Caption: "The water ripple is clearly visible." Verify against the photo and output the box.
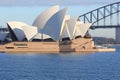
[0,46,120,80]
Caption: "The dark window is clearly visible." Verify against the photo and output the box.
[14,43,27,46]
[5,47,14,49]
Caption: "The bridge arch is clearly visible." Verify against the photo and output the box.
[78,2,120,29]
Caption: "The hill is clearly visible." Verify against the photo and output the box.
[93,37,119,45]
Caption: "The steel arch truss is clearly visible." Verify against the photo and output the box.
[78,2,120,29]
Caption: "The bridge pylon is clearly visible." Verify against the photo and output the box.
[116,27,120,43]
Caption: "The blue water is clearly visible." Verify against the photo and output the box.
[0,47,120,80]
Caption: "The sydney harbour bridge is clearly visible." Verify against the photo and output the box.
[78,2,120,41]
[0,2,120,41]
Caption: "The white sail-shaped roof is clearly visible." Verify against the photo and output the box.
[66,18,78,39]
[73,25,82,39]
[32,33,41,40]
[60,24,70,39]
[43,34,52,39]
[78,22,92,37]
[43,8,67,41]
[7,21,29,41]
[59,15,70,40]
[32,5,59,32]
[22,26,37,41]
[33,33,51,40]
[6,5,92,42]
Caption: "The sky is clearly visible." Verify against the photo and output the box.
[0,0,119,39]
[0,0,119,6]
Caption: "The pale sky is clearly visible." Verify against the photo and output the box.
[0,0,119,39]
[0,0,118,6]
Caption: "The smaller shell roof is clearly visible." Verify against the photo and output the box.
[7,21,28,41]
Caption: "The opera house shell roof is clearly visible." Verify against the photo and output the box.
[7,5,92,42]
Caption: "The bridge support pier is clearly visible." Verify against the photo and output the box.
[116,27,120,43]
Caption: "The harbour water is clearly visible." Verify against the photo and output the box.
[0,46,120,80]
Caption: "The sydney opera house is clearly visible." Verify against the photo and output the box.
[0,5,115,53]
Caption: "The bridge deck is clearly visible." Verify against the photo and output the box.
[91,25,120,29]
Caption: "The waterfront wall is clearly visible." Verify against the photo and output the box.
[1,38,95,53]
